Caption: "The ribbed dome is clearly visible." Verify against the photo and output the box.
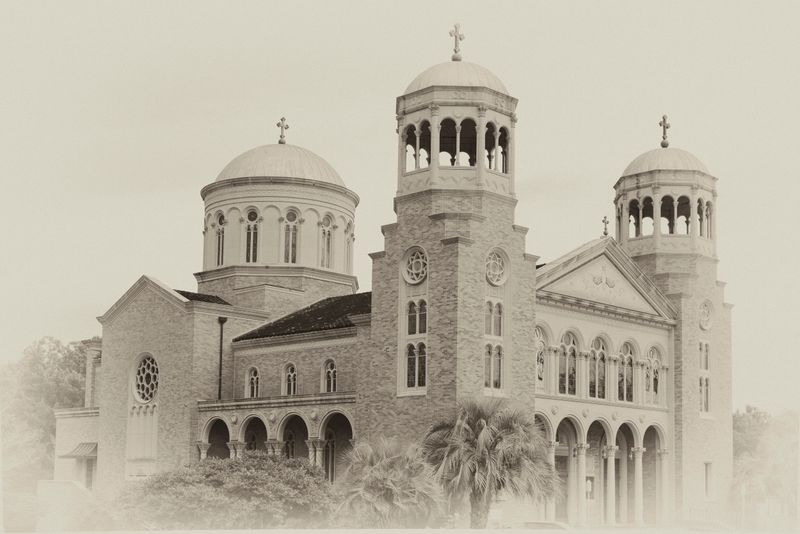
[216,144,344,186]
[622,147,710,177]
[404,61,508,95]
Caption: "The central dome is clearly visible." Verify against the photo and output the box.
[622,147,710,177]
[404,61,508,95]
[216,144,344,186]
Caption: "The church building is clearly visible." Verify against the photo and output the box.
[52,27,733,528]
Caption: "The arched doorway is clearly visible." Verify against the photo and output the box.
[242,416,268,452]
[643,425,663,525]
[615,423,637,524]
[554,417,582,525]
[585,420,612,526]
[281,414,308,459]
[207,419,230,459]
[320,412,353,483]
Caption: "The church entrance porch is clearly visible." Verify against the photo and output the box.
[242,416,268,451]
[206,419,231,459]
[319,411,353,483]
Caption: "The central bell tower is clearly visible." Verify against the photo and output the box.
[359,26,538,443]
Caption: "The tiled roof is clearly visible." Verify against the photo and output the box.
[174,290,230,305]
[59,442,97,458]
[234,292,372,342]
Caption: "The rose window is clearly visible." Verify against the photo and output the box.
[485,250,507,286]
[135,355,159,402]
[699,300,713,330]
[404,249,428,284]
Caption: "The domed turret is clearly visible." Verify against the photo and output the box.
[395,24,518,198]
[196,118,359,313]
[613,116,717,260]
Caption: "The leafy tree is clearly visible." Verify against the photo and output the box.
[422,397,558,528]
[111,452,341,529]
[1,336,87,531]
[337,438,443,527]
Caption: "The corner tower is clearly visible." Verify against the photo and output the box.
[613,117,733,523]
[196,121,359,318]
[360,26,538,442]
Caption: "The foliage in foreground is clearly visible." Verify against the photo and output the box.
[422,397,559,528]
[113,452,341,529]
[337,438,444,528]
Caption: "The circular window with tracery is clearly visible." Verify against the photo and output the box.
[403,248,428,285]
[485,250,507,286]
[699,300,713,330]
[135,355,159,403]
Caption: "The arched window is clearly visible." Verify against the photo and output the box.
[320,215,333,269]
[705,202,713,238]
[646,347,661,405]
[700,343,710,412]
[439,118,457,166]
[406,343,426,388]
[324,360,337,393]
[534,327,546,389]
[628,199,641,238]
[215,214,225,266]
[284,430,295,459]
[247,368,259,398]
[493,345,503,389]
[485,302,493,334]
[697,199,706,237]
[589,338,607,399]
[407,301,417,335]
[283,211,299,264]
[484,344,492,388]
[285,364,297,396]
[404,125,417,172]
[493,304,503,336]
[458,119,477,166]
[677,196,691,235]
[618,342,635,402]
[484,122,497,169]
[498,127,510,173]
[245,210,259,263]
[560,332,578,396]
[641,197,654,236]
[418,300,427,333]
[344,222,354,273]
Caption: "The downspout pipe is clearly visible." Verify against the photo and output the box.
[217,316,227,400]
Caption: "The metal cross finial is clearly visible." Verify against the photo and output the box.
[449,23,465,61]
[659,114,670,148]
[602,216,610,236]
[276,117,290,144]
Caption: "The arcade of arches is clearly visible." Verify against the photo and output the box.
[535,414,669,527]
[198,412,354,483]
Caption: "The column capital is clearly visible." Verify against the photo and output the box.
[575,443,589,454]
[632,446,646,456]
[547,440,558,450]
[478,104,487,117]
[196,441,211,460]
[429,104,440,116]
[605,445,619,454]
[226,440,244,459]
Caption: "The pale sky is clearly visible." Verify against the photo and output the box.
[2,1,798,414]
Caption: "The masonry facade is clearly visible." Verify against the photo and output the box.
[52,40,733,528]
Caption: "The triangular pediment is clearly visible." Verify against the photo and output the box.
[536,237,677,321]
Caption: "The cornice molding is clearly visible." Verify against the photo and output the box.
[193,264,358,290]
[198,392,357,412]
[55,407,99,419]
[233,326,358,349]
[200,176,360,206]
[536,290,675,330]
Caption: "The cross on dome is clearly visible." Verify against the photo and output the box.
[659,114,670,148]
[276,117,290,144]
[449,23,465,61]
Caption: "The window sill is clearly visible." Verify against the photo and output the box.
[397,388,427,398]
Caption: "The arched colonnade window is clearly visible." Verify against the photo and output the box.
[403,118,510,173]
[626,196,713,239]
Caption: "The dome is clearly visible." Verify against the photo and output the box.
[404,61,508,95]
[216,144,345,186]
[622,147,710,177]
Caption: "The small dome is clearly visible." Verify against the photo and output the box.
[404,61,508,95]
[622,147,710,177]
[216,144,344,186]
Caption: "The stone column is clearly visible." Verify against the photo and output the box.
[430,105,440,184]
[397,116,406,176]
[621,197,629,245]
[546,441,557,521]
[266,439,281,457]
[197,441,211,461]
[414,126,421,170]
[476,106,487,186]
[314,439,325,467]
[226,440,241,459]
[605,446,618,526]
[306,440,317,465]
[658,449,670,525]
[549,347,559,394]
[576,444,588,526]
[633,446,645,525]
[508,115,517,194]
[653,187,662,244]
[454,125,461,166]
[690,187,699,245]
[619,448,628,522]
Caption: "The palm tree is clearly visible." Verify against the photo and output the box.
[422,397,559,528]
[337,438,443,528]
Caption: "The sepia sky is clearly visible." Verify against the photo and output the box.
[2,0,798,414]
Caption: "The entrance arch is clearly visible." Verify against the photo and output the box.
[585,420,612,526]
[241,416,268,452]
[614,422,638,524]
[206,419,230,459]
[280,414,309,459]
[320,411,353,483]
[642,425,664,524]
[554,417,583,524]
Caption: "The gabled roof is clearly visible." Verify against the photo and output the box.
[174,289,230,305]
[234,292,372,342]
[536,237,677,323]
